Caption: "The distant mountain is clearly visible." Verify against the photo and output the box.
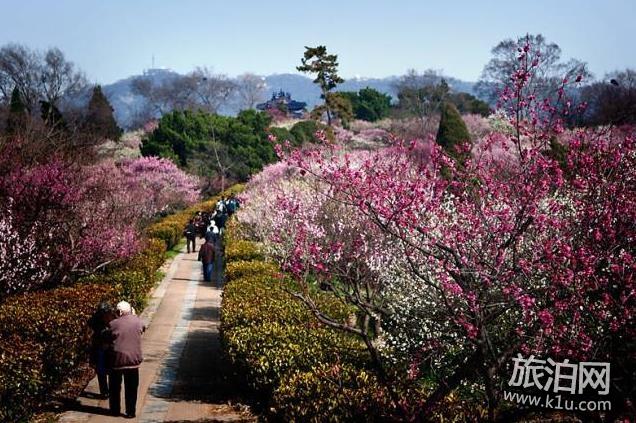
[102,68,182,129]
[102,69,476,129]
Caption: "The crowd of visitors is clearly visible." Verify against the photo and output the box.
[183,194,240,254]
[184,194,240,282]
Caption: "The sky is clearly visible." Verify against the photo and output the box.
[1,0,634,84]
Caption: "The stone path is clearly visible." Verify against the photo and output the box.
[59,240,254,423]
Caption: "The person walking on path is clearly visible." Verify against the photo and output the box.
[107,301,146,418]
[88,302,115,399]
[198,238,216,282]
[205,222,219,244]
[184,219,197,253]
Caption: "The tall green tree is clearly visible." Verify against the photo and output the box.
[6,86,27,134]
[436,102,470,161]
[297,45,345,126]
[341,87,392,122]
[141,109,275,181]
[85,85,121,141]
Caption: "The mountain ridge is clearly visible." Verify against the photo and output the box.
[102,69,477,128]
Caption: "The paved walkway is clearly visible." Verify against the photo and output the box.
[59,240,254,423]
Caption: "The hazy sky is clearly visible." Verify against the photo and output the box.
[1,0,634,84]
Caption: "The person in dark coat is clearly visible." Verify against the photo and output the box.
[205,223,219,244]
[198,238,216,282]
[88,302,115,398]
[184,219,197,253]
[106,301,146,418]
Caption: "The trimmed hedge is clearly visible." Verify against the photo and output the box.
[0,185,244,422]
[273,363,391,422]
[225,239,264,262]
[220,222,388,421]
[0,283,115,421]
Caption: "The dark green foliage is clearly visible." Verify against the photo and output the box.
[8,87,25,115]
[396,79,449,118]
[448,92,491,116]
[290,120,318,144]
[141,109,276,181]
[289,120,334,144]
[436,102,471,158]
[6,87,27,133]
[0,283,116,422]
[544,136,569,170]
[341,87,392,122]
[396,78,490,118]
[297,45,345,126]
[268,126,297,146]
[85,85,121,141]
[40,100,67,132]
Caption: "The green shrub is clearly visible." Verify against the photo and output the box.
[268,127,297,146]
[436,101,471,160]
[225,240,264,262]
[289,120,334,144]
[0,284,115,421]
[221,224,373,419]
[222,269,363,393]
[225,259,279,282]
[273,363,390,422]
[146,220,183,250]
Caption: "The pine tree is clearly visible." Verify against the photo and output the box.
[297,45,345,126]
[6,87,27,134]
[436,101,471,160]
[85,85,121,141]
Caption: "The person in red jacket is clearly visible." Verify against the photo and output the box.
[106,301,146,418]
[198,238,216,282]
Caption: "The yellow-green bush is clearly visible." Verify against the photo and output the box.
[225,259,279,282]
[146,220,184,250]
[0,283,115,422]
[273,363,391,422]
[225,239,264,262]
[220,227,383,421]
[222,270,363,391]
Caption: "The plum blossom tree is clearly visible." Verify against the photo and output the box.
[0,202,47,297]
[238,40,635,419]
[117,156,200,217]
[0,152,200,294]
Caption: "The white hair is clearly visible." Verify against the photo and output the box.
[116,301,133,316]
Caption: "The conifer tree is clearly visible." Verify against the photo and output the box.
[436,101,470,160]
[297,45,346,126]
[85,85,121,141]
[6,87,27,134]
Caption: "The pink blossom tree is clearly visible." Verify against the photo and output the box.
[239,40,635,419]
[0,153,200,294]
[0,202,48,297]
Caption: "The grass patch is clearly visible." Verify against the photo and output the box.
[166,238,186,259]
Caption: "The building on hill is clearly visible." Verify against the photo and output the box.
[256,90,307,118]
